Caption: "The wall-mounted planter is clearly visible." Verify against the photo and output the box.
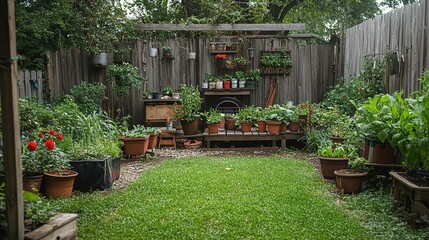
[92,52,109,67]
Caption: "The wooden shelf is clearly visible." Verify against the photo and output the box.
[210,50,237,54]
[202,89,252,96]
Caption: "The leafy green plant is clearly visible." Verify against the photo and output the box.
[69,82,106,115]
[265,104,289,122]
[235,71,246,81]
[260,52,292,67]
[317,144,355,158]
[236,105,258,125]
[349,157,369,172]
[19,98,53,136]
[202,108,222,124]
[205,72,218,83]
[107,63,144,96]
[321,57,385,114]
[123,125,149,138]
[162,85,174,95]
[235,56,250,65]
[246,69,261,81]
[173,84,202,121]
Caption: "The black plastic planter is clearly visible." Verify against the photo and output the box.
[70,157,114,192]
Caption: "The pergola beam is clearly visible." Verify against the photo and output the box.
[0,0,24,239]
[135,23,306,32]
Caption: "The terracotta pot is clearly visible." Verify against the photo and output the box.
[121,136,150,156]
[318,157,349,179]
[334,170,368,193]
[331,136,346,146]
[257,121,266,133]
[207,123,220,134]
[226,118,237,130]
[23,174,43,194]
[181,119,199,135]
[288,121,301,132]
[279,122,287,133]
[368,140,395,164]
[240,122,252,133]
[184,140,202,149]
[148,133,159,149]
[43,170,78,199]
[219,119,225,129]
[266,120,282,135]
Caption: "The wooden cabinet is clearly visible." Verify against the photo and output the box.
[143,99,181,123]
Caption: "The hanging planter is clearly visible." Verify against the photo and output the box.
[188,52,196,60]
[149,47,158,57]
[92,52,109,67]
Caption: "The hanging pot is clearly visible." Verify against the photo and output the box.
[188,52,196,60]
[149,48,158,57]
[92,53,108,67]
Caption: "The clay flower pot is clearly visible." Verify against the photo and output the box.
[257,121,266,133]
[318,157,349,179]
[207,123,220,134]
[334,169,368,193]
[240,122,252,133]
[266,120,282,135]
[43,170,78,199]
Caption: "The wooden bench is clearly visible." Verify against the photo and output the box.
[203,128,303,149]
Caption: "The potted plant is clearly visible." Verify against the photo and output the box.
[162,46,173,59]
[245,69,261,89]
[264,104,290,135]
[203,108,222,134]
[255,107,267,133]
[225,59,236,70]
[173,84,202,135]
[146,127,161,150]
[334,157,368,194]
[216,54,227,69]
[206,72,217,89]
[143,89,153,99]
[236,106,257,133]
[25,130,77,199]
[235,56,250,69]
[288,106,301,132]
[121,125,150,156]
[162,85,174,97]
[225,114,237,130]
[107,62,144,96]
[235,71,246,88]
[317,144,352,179]
[223,74,232,89]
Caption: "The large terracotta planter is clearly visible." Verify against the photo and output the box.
[368,139,395,164]
[240,122,252,133]
[257,121,266,133]
[288,121,301,132]
[43,170,78,199]
[226,118,237,130]
[207,123,220,134]
[121,135,150,156]
[266,120,281,135]
[318,157,349,179]
[181,119,199,135]
[334,169,368,193]
[23,174,43,194]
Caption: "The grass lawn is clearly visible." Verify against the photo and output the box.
[53,155,429,239]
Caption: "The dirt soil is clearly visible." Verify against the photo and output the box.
[111,148,321,191]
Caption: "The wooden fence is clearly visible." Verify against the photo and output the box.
[46,37,335,125]
[343,0,429,95]
[18,70,45,101]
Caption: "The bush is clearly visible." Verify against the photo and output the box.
[69,82,106,115]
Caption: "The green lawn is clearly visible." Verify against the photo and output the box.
[53,155,428,239]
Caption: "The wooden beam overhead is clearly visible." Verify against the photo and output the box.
[135,23,306,32]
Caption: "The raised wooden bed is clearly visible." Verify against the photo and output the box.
[24,213,78,240]
[203,128,303,149]
[390,172,429,226]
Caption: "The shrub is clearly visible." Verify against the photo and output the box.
[69,82,106,115]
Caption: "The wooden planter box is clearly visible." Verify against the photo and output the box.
[25,213,78,240]
[390,172,429,226]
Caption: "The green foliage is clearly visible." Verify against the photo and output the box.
[264,104,290,122]
[162,85,174,95]
[246,69,261,81]
[51,95,84,136]
[302,129,331,153]
[235,71,246,81]
[234,56,250,64]
[260,52,292,68]
[19,98,53,136]
[69,82,106,115]
[317,144,355,158]
[123,125,149,138]
[1,185,57,235]
[202,108,222,124]
[174,84,202,121]
[349,157,369,172]
[321,57,385,114]
[107,63,144,96]
[236,105,258,124]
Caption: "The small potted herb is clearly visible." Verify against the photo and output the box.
[202,108,222,134]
